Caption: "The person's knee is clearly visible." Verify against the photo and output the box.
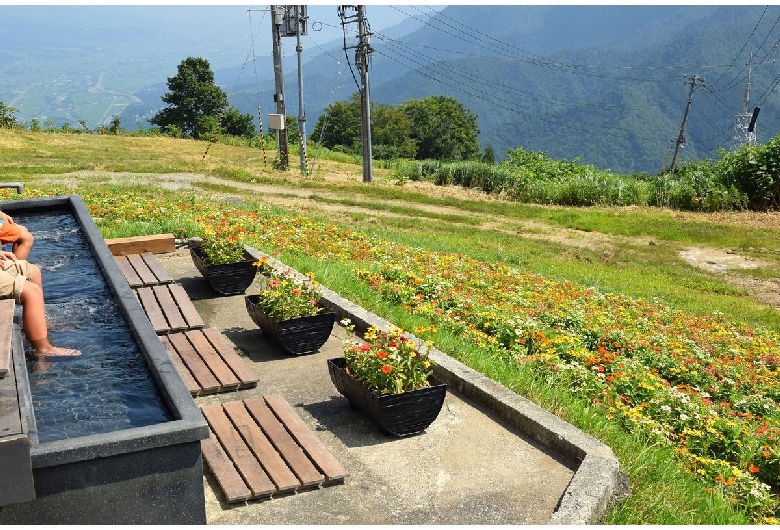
[28,263,41,284]
[19,280,42,303]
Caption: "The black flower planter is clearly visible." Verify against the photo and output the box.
[190,246,256,296]
[327,357,447,437]
[245,294,335,355]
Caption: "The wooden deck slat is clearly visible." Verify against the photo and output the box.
[159,335,201,396]
[135,287,169,333]
[202,328,259,388]
[168,283,205,329]
[244,397,324,487]
[201,433,252,503]
[140,252,174,284]
[264,394,349,483]
[222,401,300,492]
[201,404,277,498]
[167,333,220,394]
[184,330,240,390]
[0,299,14,378]
[114,255,143,288]
[152,285,188,332]
[127,253,158,286]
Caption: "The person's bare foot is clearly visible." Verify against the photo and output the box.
[34,346,81,358]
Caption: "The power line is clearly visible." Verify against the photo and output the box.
[708,5,768,89]
[375,32,677,111]
[396,5,693,83]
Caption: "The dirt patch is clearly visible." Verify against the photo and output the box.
[680,247,780,310]
[679,247,769,273]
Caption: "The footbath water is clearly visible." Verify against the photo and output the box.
[16,210,172,443]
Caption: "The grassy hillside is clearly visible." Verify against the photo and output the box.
[2,129,780,523]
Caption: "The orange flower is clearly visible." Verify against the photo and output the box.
[381,365,393,374]
[376,351,388,360]
[749,464,760,474]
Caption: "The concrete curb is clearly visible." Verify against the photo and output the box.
[246,247,630,524]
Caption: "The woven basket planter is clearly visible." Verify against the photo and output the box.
[327,357,447,437]
[245,294,335,355]
[190,247,256,296]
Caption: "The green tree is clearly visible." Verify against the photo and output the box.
[312,94,362,151]
[312,92,417,159]
[400,96,480,161]
[150,57,228,139]
[221,106,255,138]
[371,103,417,160]
[0,102,19,129]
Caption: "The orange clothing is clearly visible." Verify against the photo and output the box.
[0,215,22,244]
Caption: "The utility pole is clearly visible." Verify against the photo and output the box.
[294,6,308,174]
[271,5,288,169]
[339,5,373,183]
[669,74,705,176]
[731,51,758,151]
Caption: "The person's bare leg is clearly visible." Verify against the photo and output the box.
[19,282,80,358]
[27,262,42,289]
[12,228,33,260]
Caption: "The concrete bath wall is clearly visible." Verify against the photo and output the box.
[0,195,208,525]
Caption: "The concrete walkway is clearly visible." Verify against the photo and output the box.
[155,247,628,525]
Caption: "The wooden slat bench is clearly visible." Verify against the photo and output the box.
[201,396,347,503]
[115,252,174,288]
[133,283,205,334]
[0,298,35,506]
[160,329,258,395]
[0,299,14,378]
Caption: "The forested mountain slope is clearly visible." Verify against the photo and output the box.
[228,5,778,174]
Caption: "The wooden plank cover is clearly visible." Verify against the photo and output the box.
[167,332,220,394]
[152,285,188,332]
[127,253,158,286]
[222,401,300,492]
[244,397,324,487]
[159,335,200,395]
[201,404,276,497]
[184,330,240,390]
[135,287,168,333]
[140,252,174,284]
[201,397,347,503]
[202,328,258,388]
[264,394,349,483]
[201,432,252,503]
[168,284,205,329]
[114,255,143,288]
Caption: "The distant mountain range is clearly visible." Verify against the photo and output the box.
[3,5,779,174]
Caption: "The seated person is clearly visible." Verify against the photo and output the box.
[0,210,34,260]
[0,251,80,358]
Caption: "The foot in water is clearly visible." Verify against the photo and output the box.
[34,346,81,358]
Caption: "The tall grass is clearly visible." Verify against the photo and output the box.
[391,147,751,211]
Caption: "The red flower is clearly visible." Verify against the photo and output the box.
[359,344,371,352]
[749,464,760,474]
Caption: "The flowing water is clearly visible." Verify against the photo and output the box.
[16,210,172,443]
